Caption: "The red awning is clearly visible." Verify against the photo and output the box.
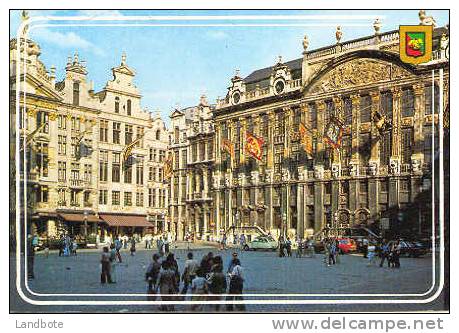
[59,213,101,223]
[99,214,152,228]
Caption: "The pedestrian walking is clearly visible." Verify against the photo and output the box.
[207,256,227,311]
[191,268,208,311]
[109,243,117,283]
[130,237,136,256]
[328,239,337,265]
[165,253,180,292]
[181,252,199,295]
[286,237,292,257]
[226,258,245,311]
[146,253,161,294]
[114,237,123,263]
[156,260,177,311]
[71,238,78,256]
[362,238,369,258]
[200,252,214,276]
[227,252,239,274]
[379,239,391,268]
[100,246,113,284]
[279,236,285,257]
[367,244,377,266]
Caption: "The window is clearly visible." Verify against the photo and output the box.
[37,185,48,203]
[181,149,187,168]
[112,152,120,182]
[84,164,92,184]
[124,192,132,206]
[136,191,144,206]
[70,190,79,206]
[57,114,67,129]
[99,150,108,182]
[308,103,317,129]
[36,111,49,134]
[57,189,66,205]
[423,124,439,165]
[136,157,144,185]
[379,131,392,166]
[99,120,109,142]
[58,161,66,181]
[115,97,120,113]
[113,122,121,144]
[127,99,132,115]
[71,116,81,132]
[156,129,161,140]
[99,190,108,205]
[159,150,165,162]
[73,82,80,106]
[401,127,413,164]
[125,125,133,144]
[400,179,410,192]
[341,135,351,167]
[360,95,372,122]
[112,191,120,205]
[149,148,153,161]
[174,127,180,143]
[84,191,91,206]
[136,126,144,148]
[149,167,154,181]
[401,88,414,117]
[380,179,389,192]
[36,142,49,177]
[359,181,368,193]
[58,135,67,155]
[325,182,332,195]
[359,133,371,165]
[380,91,393,118]
[158,168,163,182]
[70,136,78,157]
[124,162,132,183]
[148,188,155,207]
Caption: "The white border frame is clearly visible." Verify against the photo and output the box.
[14,13,445,306]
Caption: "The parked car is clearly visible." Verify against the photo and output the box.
[337,238,357,254]
[389,240,430,258]
[243,236,278,251]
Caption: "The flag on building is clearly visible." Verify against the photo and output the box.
[373,110,392,136]
[299,122,314,156]
[245,132,264,161]
[221,138,235,160]
[163,154,173,180]
[122,134,144,164]
[323,117,344,149]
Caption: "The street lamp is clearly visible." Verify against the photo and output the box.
[83,209,88,240]
[282,212,287,238]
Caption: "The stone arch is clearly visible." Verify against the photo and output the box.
[303,49,418,96]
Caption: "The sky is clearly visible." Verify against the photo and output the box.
[10,10,449,126]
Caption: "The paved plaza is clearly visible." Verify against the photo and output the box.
[10,244,446,313]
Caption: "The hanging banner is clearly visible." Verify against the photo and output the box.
[163,154,174,180]
[323,117,344,149]
[221,138,235,160]
[299,122,314,157]
[245,132,264,161]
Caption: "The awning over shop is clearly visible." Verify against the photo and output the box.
[58,213,101,223]
[99,214,152,228]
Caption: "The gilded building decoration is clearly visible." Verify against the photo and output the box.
[309,59,412,94]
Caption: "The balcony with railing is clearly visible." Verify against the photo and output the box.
[69,179,84,188]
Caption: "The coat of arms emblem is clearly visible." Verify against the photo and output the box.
[399,25,433,65]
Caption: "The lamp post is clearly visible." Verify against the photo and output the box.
[282,212,287,238]
[83,209,88,240]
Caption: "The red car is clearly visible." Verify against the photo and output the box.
[337,238,357,254]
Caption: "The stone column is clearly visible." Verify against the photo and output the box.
[267,111,275,169]
[369,90,381,169]
[412,83,425,168]
[239,117,247,165]
[350,94,361,167]
[297,183,305,238]
[331,96,343,166]
[315,100,326,166]
[314,182,324,232]
[391,87,402,160]
[203,168,209,198]
[203,204,209,238]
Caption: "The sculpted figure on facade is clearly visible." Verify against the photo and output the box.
[313,165,324,179]
[251,171,260,185]
[389,158,400,175]
[281,169,290,182]
[368,161,378,176]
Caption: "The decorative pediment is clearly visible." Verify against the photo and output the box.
[113,64,135,76]
[307,59,412,95]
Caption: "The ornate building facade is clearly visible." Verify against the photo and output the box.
[212,16,449,239]
[168,96,215,240]
[10,35,169,242]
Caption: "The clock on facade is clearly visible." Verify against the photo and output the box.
[274,80,285,94]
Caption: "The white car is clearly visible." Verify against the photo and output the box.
[243,236,278,251]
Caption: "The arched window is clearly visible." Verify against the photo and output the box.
[72,82,80,106]
[115,97,120,113]
[127,99,132,115]
[156,129,161,140]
